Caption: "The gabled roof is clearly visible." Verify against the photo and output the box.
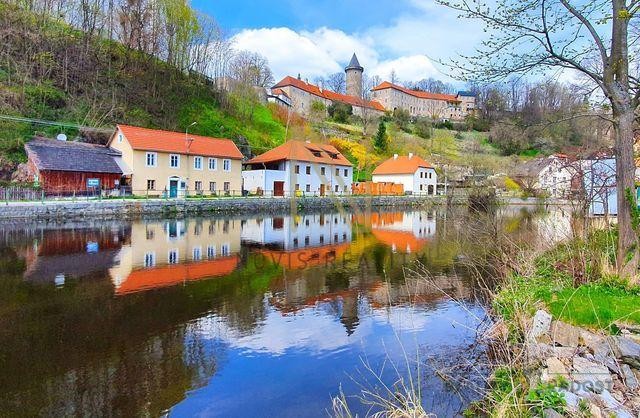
[372,155,433,175]
[114,124,243,159]
[26,137,123,174]
[371,81,460,103]
[247,140,352,166]
[272,76,385,111]
[345,53,363,71]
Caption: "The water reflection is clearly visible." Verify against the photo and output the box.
[0,207,571,417]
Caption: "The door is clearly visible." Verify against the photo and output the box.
[169,179,178,198]
[320,184,325,196]
[273,181,285,197]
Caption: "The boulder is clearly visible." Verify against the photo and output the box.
[542,408,563,418]
[620,364,639,390]
[612,337,640,369]
[581,330,606,353]
[529,310,552,342]
[558,388,580,411]
[572,356,613,394]
[550,320,581,347]
[543,357,569,382]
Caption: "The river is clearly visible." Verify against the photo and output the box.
[0,205,572,417]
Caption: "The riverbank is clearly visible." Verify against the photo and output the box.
[0,195,450,220]
[479,228,640,417]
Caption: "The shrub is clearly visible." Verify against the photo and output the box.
[327,102,352,123]
[414,117,433,139]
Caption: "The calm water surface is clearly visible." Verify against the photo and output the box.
[0,206,571,417]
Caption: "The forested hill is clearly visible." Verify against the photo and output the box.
[0,1,286,178]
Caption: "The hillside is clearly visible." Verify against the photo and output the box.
[0,1,286,179]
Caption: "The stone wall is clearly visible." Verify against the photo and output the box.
[0,196,445,221]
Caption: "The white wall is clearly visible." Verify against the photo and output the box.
[243,160,353,195]
[372,167,437,194]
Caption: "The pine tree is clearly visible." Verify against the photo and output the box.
[373,120,388,153]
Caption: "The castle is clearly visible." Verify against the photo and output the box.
[271,53,476,121]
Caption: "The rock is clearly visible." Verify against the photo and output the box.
[542,408,563,418]
[620,364,639,390]
[594,352,622,375]
[558,388,580,411]
[581,330,606,353]
[551,346,580,359]
[598,390,623,409]
[572,356,613,394]
[593,338,617,358]
[529,310,552,342]
[588,403,603,418]
[614,322,640,335]
[550,320,581,347]
[612,337,640,369]
[543,357,570,382]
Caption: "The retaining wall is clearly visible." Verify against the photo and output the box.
[0,196,447,221]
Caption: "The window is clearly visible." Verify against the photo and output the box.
[146,152,157,167]
[209,182,216,192]
[118,133,123,143]
[207,245,216,259]
[306,166,311,175]
[194,156,203,170]
[320,235,324,244]
[293,238,299,248]
[335,185,339,192]
[223,159,231,172]
[147,179,156,190]
[208,158,217,170]
[143,252,156,268]
[320,167,326,175]
[336,168,340,176]
[306,184,311,192]
[295,165,300,174]
[224,182,230,192]
[344,169,348,177]
[146,228,155,240]
[168,249,179,264]
[193,247,202,261]
[420,172,423,178]
[221,244,230,257]
[295,184,300,191]
[334,234,339,243]
[195,181,202,191]
[170,154,180,168]
[304,236,310,246]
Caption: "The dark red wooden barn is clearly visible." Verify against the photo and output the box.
[25,137,123,194]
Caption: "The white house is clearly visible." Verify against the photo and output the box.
[242,140,353,196]
[371,154,437,195]
[513,154,575,198]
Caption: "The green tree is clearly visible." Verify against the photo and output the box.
[373,120,388,153]
[327,102,352,123]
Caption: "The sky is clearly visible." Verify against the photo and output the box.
[191,0,486,85]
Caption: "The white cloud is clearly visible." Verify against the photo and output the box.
[371,55,440,82]
[230,2,486,85]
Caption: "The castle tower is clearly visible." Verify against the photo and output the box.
[345,53,363,98]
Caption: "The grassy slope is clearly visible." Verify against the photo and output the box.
[320,119,512,181]
[0,2,285,175]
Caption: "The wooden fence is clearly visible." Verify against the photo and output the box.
[0,187,42,202]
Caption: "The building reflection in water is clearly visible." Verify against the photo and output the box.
[109,219,242,294]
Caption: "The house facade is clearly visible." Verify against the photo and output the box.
[372,154,438,195]
[513,154,576,198]
[242,140,353,196]
[108,124,243,197]
[24,137,123,194]
[370,82,476,121]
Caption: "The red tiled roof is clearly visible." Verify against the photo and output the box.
[271,88,290,98]
[247,140,352,166]
[371,81,460,102]
[114,124,243,159]
[273,76,385,111]
[372,155,433,175]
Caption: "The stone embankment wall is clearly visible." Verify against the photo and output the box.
[0,196,448,220]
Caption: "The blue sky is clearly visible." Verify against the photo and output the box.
[191,0,486,83]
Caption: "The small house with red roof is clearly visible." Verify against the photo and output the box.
[243,140,353,196]
[108,124,243,197]
[372,153,437,195]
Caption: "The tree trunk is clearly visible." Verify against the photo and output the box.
[614,108,638,279]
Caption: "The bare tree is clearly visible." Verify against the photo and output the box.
[228,50,274,87]
[325,72,346,93]
[437,0,640,277]
[389,69,398,84]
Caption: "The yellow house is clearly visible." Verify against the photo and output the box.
[108,124,244,196]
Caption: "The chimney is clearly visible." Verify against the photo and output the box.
[408,153,413,159]
[297,73,301,80]
[393,154,398,160]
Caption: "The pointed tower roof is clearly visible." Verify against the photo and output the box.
[345,53,363,71]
